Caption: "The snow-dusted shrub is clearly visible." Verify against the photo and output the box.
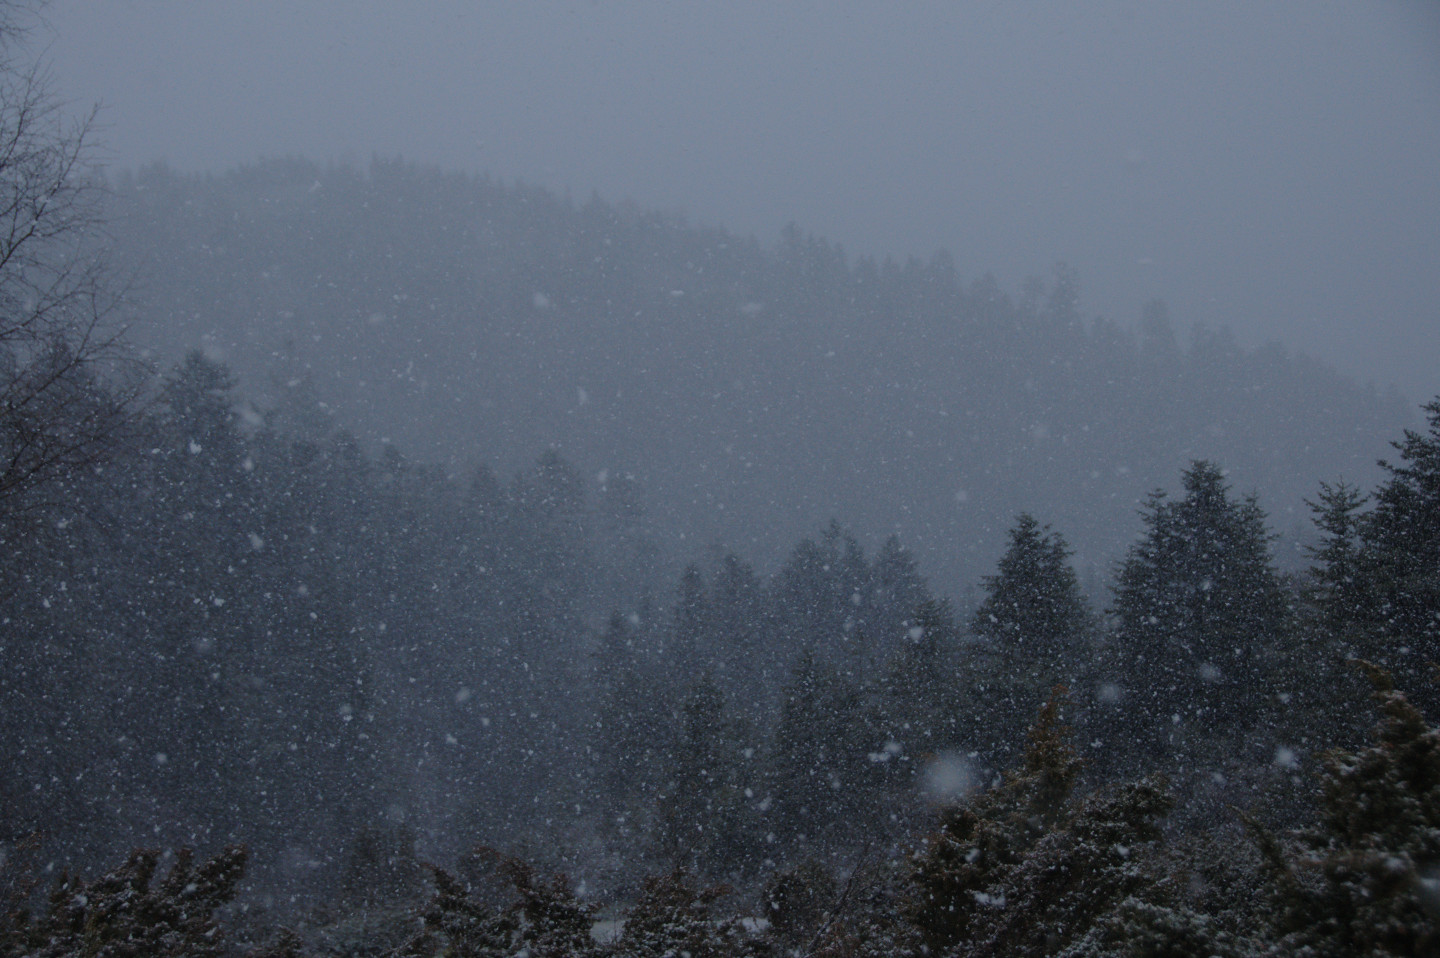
[612,867,741,958]
[389,852,595,958]
[0,845,247,958]
[1069,662,1440,957]
[762,859,835,946]
[1253,663,1440,956]
[907,688,1095,954]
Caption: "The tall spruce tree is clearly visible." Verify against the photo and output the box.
[591,611,669,843]
[766,648,871,854]
[971,514,1092,756]
[973,513,1090,679]
[878,598,964,758]
[655,673,756,876]
[1305,480,1371,634]
[1309,399,1440,712]
[1111,461,1289,760]
[1363,399,1440,665]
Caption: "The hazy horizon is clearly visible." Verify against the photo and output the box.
[39,1,1440,404]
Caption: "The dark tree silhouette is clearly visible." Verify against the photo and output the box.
[1111,461,1289,761]
[973,513,1091,681]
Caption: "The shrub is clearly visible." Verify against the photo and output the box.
[389,851,594,958]
[1256,663,1440,956]
[0,845,246,958]
[614,867,739,958]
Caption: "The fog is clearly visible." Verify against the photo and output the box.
[43,1,1440,402]
[3,4,1439,953]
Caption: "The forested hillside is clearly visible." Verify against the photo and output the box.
[0,40,1435,958]
[105,159,1411,594]
[0,147,1431,954]
[2,0,1438,950]
[4,315,1439,948]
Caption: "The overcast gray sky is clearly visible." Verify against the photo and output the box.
[39,1,1440,404]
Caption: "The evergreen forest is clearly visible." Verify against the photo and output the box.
[2,12,1439,958]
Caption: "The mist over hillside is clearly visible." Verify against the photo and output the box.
[6,4,1440,951]
[109,158,1410,596]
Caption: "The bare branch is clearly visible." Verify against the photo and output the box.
[0,12,140,518]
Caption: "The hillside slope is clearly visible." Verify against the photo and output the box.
[108,158,1410,593]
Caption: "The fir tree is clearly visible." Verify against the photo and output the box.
[972,514,1090,669]
[1358,398,1440,698]
[1305,479,1372,636]
[971,514,1092,752]
[1111,461,1289,763]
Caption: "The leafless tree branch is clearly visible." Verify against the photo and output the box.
[0,3,143,520]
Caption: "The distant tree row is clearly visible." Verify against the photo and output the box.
[106,158,1411,595]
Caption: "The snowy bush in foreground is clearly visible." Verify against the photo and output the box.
[0,845,247,958]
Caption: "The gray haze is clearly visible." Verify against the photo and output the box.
[8,3,1440,926]
[43,1,1440,403]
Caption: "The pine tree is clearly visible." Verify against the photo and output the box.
[592,611,671,849]
[1111,461,1289,762]
[655,673,755,875]
[706,552,768,710]
[878,598,964,760]
[868,534,932,651]
[767,648,871,853]
[968,515,1092,763]
[1305,480,1371,634]
[973,513,1091,685]
[1358,398,1440,690]
[669,563,708,668]
[1303,399,1440,714]
[768,522,871,671]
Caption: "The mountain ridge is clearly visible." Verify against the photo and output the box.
[106,156,1413,595]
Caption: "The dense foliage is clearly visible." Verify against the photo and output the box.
[2,352,1437,951]
[5,668,1438,957]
